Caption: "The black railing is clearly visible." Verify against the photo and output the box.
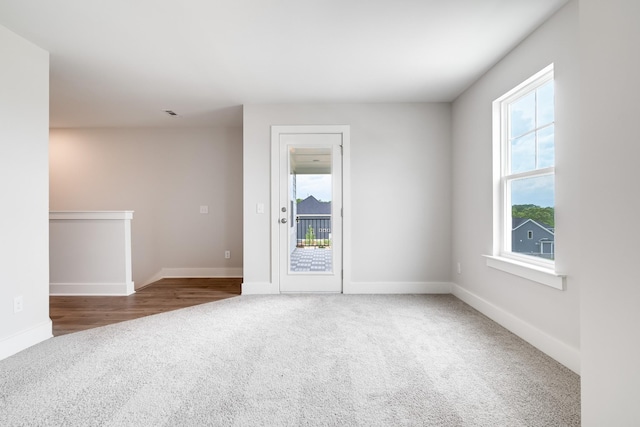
[296,216,331,248]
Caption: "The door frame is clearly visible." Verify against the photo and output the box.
[270,125,351,293]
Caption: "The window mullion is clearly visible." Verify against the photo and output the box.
[505,166,555,181]
[534,89,539,169]
[511,122,554,142]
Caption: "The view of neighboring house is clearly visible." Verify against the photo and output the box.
[512,217,555,259]
[296,195,331,246]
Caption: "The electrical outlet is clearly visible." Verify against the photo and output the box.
[14,296,23,313]
[457,262,462,275]
[200,206,209,214]
[225,250,231,259]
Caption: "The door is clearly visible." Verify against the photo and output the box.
[277,132,342,293]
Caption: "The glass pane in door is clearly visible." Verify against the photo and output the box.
[288,146,333,273]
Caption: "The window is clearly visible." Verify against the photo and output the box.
[493,64,555,270]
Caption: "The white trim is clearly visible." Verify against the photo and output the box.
[271,125,351,293]
[501,249,555,270]
[142,270,166,287]
[344,282,452,294]
[342,128,352,295]
[506,166,555,182]
[241,282,280,295]
[484,255,565,290]
[0,320,52,361]
[451,283,579,374]
[271,129,279,290]
[123,216,133,291]
[495,64,555,105]
[493,64,556,270]
[50,281,135,296]
[141,267,243,287]
[50,211,134,220]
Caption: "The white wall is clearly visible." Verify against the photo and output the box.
[243,103,451,292]
[580,0,640,424]
[0,25,51,360]
[50,211,134,295]
[49,127,243,287]
[450,1,580,372]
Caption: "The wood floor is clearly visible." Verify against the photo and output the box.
[49,278,242,336]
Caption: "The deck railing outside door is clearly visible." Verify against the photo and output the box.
[296,215,331,248]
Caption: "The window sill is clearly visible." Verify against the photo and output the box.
[483,255,565,290]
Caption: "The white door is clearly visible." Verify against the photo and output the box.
[276,131,343,293]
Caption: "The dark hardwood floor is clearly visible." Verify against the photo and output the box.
[49,278,242,336]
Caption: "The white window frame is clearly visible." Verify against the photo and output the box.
[487,64,565,290]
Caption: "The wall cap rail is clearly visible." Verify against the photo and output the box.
[50,211,134,220]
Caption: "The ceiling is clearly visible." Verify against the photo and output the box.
[0,0,568,128]
[290,147,332,175]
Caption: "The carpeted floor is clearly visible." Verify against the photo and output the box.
[0,294,580,426]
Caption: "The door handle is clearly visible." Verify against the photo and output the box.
[280,218,287,224]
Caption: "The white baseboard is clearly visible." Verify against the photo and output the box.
[50,282,135,296]
[344,282,453,294]
[141,267,243,288]
[0,320,53,361]
[241,282,280,295]
[451,283,580,374]
[241,281,452,295]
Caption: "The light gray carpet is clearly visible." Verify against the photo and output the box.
[0,295,580,426]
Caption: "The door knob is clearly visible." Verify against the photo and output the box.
[280,218,287,224]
